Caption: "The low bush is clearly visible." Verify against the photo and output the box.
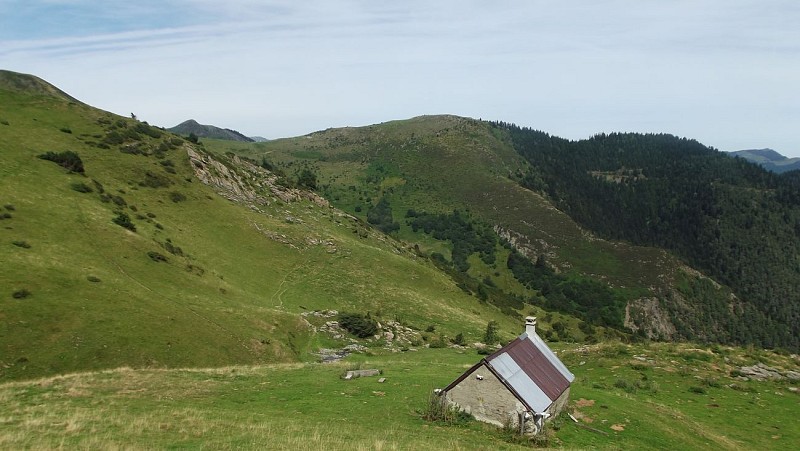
[70,182,93,193]
[38,150,85,173]
[169,192,187,203]
[614,378,637,393]
[337,312,378,338]
[12,240,31,248]
[141,171,171,188]
[86,275,101,283]
[12,289,31,299]
[688,386,707,394]
[420,391,472,425]
[428,336,448,348]
[111,195,126,207]
[112,212,136,231]
[147,251,168,262]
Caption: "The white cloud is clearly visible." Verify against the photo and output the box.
[1,0,798,154]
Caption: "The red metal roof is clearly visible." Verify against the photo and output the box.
[493,336,570,401]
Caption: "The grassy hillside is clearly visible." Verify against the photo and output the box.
[208,116,726,343]
[0,72,520,381]
[1,342,797,449]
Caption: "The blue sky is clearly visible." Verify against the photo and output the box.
[1,0,798,156]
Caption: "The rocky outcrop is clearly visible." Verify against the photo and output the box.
[736,363,800,381]
[186,147,329,210]
[624,297,676,340]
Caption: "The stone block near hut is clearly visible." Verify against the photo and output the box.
[343,369,381,380]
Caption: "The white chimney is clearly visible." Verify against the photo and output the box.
[525,316,537,336]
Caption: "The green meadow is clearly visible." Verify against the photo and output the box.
[1,343,797,449]
[1,72,798,449]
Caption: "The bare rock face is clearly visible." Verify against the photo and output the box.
[624,297,676,340]
[186,147,329,209]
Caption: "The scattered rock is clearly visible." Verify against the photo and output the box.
[378,377,386,383]
[738,363,792,381]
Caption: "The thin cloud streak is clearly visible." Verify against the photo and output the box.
[1,1,798,155]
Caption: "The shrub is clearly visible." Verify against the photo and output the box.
[87,275,101,283]
[141,171,171,188]
[12,289,31,299]
[688,386,707,394]
[614,378,637,393]
[297,168,318,190]
[0,212,11,220]
[169,191,187,203]
[4,204,14,211]
[38,150,85,173]
[147,251,168,262]
[0,119,9,125]
[421,391,471,425]
[12,240,31,248]
[428,335,448,348]
[112,212,136,231]
[134,122,162,138]
[453,332,466,346]
[484,320,500,344]
[111,195,127,207]
[103,131,125,146]
[59,127,72,134]
[337,312,378,338]
[160,160,176,174]
[120,144,145,155]
[70,182,93,193]
[162,240,184,256]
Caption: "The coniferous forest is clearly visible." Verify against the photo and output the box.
[493,123,800,350]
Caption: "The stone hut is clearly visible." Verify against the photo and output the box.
[440,317,574,435]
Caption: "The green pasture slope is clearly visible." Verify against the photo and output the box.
[0,343,797,449]
[207,116,725,343]
[0,71,516,381]
[2,71,797,449]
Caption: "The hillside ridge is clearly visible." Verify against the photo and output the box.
[0,69,83,104]
[729,148,800,173]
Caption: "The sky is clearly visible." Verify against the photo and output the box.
[1,0,798,156]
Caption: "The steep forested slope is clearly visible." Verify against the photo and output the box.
[497,124,800,350]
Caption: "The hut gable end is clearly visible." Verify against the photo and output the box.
[441,317,574,434]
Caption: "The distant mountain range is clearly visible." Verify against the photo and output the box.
[729,148,800,173]
[167,119,255,142]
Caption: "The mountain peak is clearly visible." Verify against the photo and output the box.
[0,70,82,104]
[167,119,254,142]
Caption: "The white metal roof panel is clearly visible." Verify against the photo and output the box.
[490,352,553,412]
